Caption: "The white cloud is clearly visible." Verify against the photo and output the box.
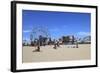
[77,32,90,36]
[23,30,31,33]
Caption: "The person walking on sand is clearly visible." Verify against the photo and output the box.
[57,40,60,47]
[53,39,58,49]
[76,40,78,48]
[33,39,40,52]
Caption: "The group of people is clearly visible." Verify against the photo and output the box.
[33,39,60,52]
[33,39,78,52]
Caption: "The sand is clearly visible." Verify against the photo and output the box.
[22,44,91,63]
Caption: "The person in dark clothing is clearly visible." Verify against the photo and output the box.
[33,39,40,52]
[53,39,58,49]
[57,41,60,47]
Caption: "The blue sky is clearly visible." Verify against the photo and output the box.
[22,10,91,41]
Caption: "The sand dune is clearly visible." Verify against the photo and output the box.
[22,44,91,63]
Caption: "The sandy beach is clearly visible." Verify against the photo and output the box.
[22,44,91,63]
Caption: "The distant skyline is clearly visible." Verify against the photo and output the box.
[22,10,91,41]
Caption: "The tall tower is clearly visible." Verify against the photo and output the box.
[30,33,33,46]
